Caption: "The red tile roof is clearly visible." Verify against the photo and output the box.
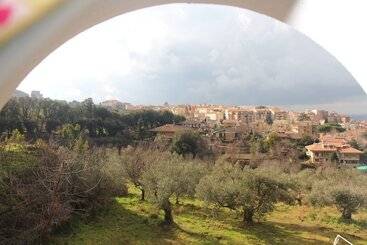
[306,143,337,152]
[306,142,363,154]
[338,146,363,154]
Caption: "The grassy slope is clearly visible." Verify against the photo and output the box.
[52,188,367,245]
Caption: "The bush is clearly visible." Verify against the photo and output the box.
[171,131,208,159]
[317,123,346,133]
[142,153,207,225]
[115,147,164,201]
[196,162,296,226]
[0,136,125,243]
[307,168,367,220]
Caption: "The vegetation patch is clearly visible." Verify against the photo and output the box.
[51,187,367,245]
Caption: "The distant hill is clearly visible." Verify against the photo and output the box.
[13,90,29,98]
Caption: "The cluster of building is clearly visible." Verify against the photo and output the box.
[8,94,365,166]
[96,100,366,166]
[169,104,352,126]
[147,103,365,167]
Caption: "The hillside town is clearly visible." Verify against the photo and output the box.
[3,2,366,242]
[3,91,367,244]
[10,90,367,167]
[98,99,367,168]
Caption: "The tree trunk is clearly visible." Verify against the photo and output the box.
[342,209,352,220]
[118,146,122,155]
[163,200,174,225]
[243,208,254,226]
[141,188,145,201]
[296,194,302,205]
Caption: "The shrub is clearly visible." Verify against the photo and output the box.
[308,168,367,220]
[196,162,296,226]
[317,123,346,133]
[171,131,208,158]
[142,153,207,225]
[0,137,124,243]
[116,147,164,201]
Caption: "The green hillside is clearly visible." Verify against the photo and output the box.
[52,187,367,245]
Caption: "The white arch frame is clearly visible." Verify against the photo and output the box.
[0,0,366,109]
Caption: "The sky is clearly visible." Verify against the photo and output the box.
[18,4,367,116]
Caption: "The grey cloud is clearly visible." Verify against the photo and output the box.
[65,5,366,113]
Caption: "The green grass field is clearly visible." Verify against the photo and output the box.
[52,187,367,245]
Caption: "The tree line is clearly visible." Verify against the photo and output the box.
[117,147,367,226]
[0,97,185,147]
[1,97,366,243]
[1,130,366,243]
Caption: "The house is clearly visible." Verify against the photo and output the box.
[305,136,363,165]
[150,124,189,140]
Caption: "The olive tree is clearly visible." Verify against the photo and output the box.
[308,168,367,220]
[142,154,206,225]
[172,160,207,204]
[171,131,208,159]
[196,162,296,226]
[118,147,158,201]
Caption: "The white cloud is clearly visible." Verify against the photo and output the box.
[18,4,366,114]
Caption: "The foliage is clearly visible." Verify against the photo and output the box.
[331,152,339,163]
[51,188,367,244]
[333,189,365,220]
[0,97,184,147]
[265,113,273,125]
[317,123,346,133]
[348,139,363,151]
[265,132,279,149]
[0,137,125,243]
[115,147,164,200]
[171,131,208,158]
[249,132,280,154]
[298,113,311,121]
[56,123,83,147]
[196,162,296,226]
[296,135,314,147]
[249,134,265,154]
[142,153,207,225]
[307,168,367,220]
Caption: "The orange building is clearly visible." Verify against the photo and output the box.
[306,136,363,165]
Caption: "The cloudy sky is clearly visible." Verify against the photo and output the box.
[18,4,367,115]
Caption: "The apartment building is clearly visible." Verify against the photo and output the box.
[270,108,289,121]
[306,135,363,165]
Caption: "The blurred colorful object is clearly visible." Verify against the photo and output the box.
[0,3,13,25]
[357,165,367,173]
[0,0,61,45]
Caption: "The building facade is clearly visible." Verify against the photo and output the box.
[306,136,362,165]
